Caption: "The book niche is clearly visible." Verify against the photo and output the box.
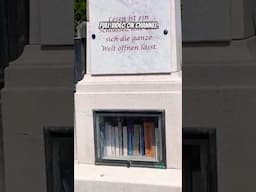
[94,110,166,168]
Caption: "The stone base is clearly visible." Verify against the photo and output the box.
[74,73,182,191]
[75,163,181,192]
[75,73,182,168]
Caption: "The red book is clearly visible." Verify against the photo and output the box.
[143,121,155,158]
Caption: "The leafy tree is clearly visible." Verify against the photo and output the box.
[74,0,86,34]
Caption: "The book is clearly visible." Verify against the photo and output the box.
[155,127,159,159]
[100,125,105,156]
[122,126,128,156]
[118,121,122,156]
[127,121,133,155]
[143,121,155,158]
[105,123,112,157]
[139,124,145,156]
[133,124,140,156]
[111,125,116,156]
[114,126,120,156]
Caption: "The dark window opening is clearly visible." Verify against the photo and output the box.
[44,127,74,192]
[0,0,30,87]
[6,0,29,62]
[183,128,218,192]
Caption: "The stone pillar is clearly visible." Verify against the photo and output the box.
[182,0,255,42]
[75,0,182,192]
[1,0,74,192]
[183,0,256,192]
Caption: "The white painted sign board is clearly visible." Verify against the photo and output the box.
[89,0,180,75]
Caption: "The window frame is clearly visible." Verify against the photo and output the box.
[93,110,167,169]
[183,127,218,192]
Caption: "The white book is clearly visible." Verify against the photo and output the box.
[122,126,128,156]
[105,123,112,157]
[115,126,120,156]
[111,125,116,156]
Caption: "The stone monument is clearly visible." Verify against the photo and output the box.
[75,0,182,191]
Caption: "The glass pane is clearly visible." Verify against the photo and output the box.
[95,111,164,166]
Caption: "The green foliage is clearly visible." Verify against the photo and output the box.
[74,0,86,34]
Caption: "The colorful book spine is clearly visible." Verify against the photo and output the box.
[144,121,155,158]
[105,123,112,157]
[122,126,128,156]
[118,121,122,156]
[133,124,140,156]
[115,126,120,156]
[127,121,133,155]
[111,125,116,156]
[100,125,105,156]
[155,127,159,159]
[139,124,145,156]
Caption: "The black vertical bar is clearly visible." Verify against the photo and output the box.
[24,0,30,44]
[7,0,28,61]
[0,0,8,67]
[0,2,7,191]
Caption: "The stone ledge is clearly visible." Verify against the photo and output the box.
[76,73,182,92]
[183,37,256,64]
[10,45,73,67]
[3,45,73,88]
[75,163,181,192]
[4,66,73,88]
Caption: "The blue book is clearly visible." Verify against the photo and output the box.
[133,125,140,156]
[139,125,145,155]
[127,121,133,155]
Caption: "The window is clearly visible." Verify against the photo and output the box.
[44,127,74,192]
[183,128,218,192]
[94,110,166,168]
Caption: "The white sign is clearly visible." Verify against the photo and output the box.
[89,0,173,75]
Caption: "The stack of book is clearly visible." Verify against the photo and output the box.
[101,120,158,159]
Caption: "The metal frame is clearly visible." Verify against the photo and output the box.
[183,127,218,192]
[93,110,166,169]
